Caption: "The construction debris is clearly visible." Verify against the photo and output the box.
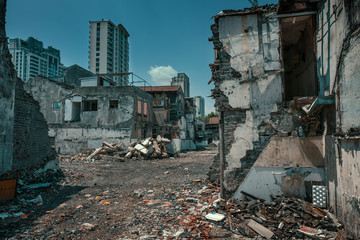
[74,136,177,162]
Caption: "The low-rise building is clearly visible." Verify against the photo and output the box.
[139,86,196,151]
[25,76,153,154]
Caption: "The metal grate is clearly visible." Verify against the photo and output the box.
[312,185,326,208]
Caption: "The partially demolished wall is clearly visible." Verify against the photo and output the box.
[209,6,285,193]
[13,78,57,173]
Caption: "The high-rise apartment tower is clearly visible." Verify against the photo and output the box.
[194,96,205,117]
[9,37,65,82]
[89,19,129,86]
[171,73,190,97]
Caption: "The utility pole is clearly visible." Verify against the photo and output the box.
[219,111,225,198]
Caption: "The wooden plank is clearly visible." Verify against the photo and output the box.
[87,146,104,160]
[247,219,274,239]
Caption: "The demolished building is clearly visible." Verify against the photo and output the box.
[25,76,153,154]
[139,86,196,151]
[209,0,360,236]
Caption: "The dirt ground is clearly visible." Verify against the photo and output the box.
[1,148,244,240]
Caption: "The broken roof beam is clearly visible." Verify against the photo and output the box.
[269,11,317,18]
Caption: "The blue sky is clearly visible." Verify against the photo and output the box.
[6,0,277,114]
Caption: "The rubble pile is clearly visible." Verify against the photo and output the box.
[67,135,177,162]
[227,194,344,239]
[127,180,347,239]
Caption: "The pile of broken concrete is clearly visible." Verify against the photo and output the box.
[69,135,177,162]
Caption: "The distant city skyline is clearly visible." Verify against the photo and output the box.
[5,0,277,114]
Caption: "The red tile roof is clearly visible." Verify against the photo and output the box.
[139,86,181,92]
[208,117,219,124]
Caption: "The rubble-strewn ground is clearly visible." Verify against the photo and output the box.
[1,148,236,239]
[0,148,347,239]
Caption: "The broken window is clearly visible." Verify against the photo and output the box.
[53,102,60,111]
[83,100,98,111]
[109,100,118,109]
[280,15,317,101]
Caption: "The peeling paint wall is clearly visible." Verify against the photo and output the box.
[325,137,360,237]
[337,31,360,132]
[0,0,16,171]
[210,9,283,193]
[321,0,360,236]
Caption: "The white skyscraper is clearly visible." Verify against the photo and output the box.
[9,37,64,82]
[171,73,190,97]
[88,19,129,86]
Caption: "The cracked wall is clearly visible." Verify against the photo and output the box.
[321,0,360,236]
[209,7,283,193]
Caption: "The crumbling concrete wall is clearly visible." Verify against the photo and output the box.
[13,78,57,173]
[210,7,283,193]
[52,128,131,154]
[325,137,360,237]
[0,0,16,171]
[24,76,73,125]
[322,0,360,236]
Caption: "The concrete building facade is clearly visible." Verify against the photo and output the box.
[171,73,190,98]
[9,37,64,82]
[209,1,360,236]
[194,96,205,117]
[25,76,153,154]
[88,19,129,86]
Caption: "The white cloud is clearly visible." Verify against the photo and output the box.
[148,65,177,85]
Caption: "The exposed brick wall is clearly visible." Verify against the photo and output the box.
[13,78,56,174]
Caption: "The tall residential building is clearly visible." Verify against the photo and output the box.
[9,37,65,82]
[88,19,130,86]
[194,96,205,117]
[171,73,190,97]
